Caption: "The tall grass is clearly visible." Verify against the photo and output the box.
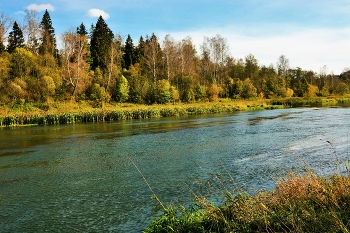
[0,101,283,127]
[2,97,348,126]
[144,170,350,233]
[270,97,350,107]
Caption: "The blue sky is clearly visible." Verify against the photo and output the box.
[1,0,350,74]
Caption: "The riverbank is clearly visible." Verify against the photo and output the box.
[1,97,349,126]
[144,171,350,232]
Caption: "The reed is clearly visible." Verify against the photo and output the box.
[0,100,284,127]
[144,171,350,233]
[269,97,350,107]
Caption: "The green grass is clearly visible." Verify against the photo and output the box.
[1,97,348,127]
[0,99,283,127]
[144,171,350,233]
[270,97,350,107]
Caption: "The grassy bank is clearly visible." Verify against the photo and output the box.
[0,99,282,127]
[1,97,349,127]
[144,171,350,233]
[270,96,350,107]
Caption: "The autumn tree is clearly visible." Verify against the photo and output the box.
[0,12,12,53]
[143,33,162,83]
[74,23,90,96]
[277,55,290,78]
[24,9,40,53]
[241,78,257,99]
[123,63,143,103]
[209,35,229,84]
[245,54,260,92]
[177,37,196,78]
[7,21,25,53]
[106,34,123,93]
[199,42,212,85]
[60,30,77,95]
[10,48,35,80]
[162,34,177,82]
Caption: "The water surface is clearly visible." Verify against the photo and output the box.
[1,107,350,232]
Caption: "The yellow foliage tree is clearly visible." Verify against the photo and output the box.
[306,84,318,97]
[208,84,219,101]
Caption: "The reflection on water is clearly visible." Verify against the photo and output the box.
[1,107,350,232]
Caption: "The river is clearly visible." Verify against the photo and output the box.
[1,107,350,232]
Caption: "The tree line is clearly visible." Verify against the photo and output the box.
[1,10,349,107]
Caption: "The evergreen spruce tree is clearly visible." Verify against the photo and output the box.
[77,22,88,36]
[38,9,57,56]
[90,16,114,71]
[7,21,25,53]
[133,36,145,67]
[122,34,135,69]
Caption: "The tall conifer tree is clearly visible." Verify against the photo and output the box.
[7,21,25,53]
[38,9,57,56]
[77,22,88,36]
[90,16,114,71]
[122,34,135,69]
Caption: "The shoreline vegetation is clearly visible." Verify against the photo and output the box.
[144,171,350,233]
[1,97,350,127]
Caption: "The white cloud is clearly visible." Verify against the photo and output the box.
[87,9,110,19]
[15,11,26,15]
[26,4,55,12]
[161,25,350,75]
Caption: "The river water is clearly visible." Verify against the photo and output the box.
[1,107,350,232]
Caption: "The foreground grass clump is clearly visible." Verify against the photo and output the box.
[144,172,350,233]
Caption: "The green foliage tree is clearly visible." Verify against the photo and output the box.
[123,63,144,103]
[229,59,245,81]
[241,78,257,99]
[245,54,260,92]
[10,48,35,80]
[115,75,129,102]
[335,82,349,95]
[7,21,25,53]
[90,16,114,71]
[179,76,194,102]
[289,68,309,97]
[194,84,206,101]
[228,78,244,98]
[89,83,107,103]
[155,79,172,104]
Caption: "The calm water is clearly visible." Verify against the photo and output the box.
[1,107,350,232]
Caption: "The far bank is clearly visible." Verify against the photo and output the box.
[1,97,349,127]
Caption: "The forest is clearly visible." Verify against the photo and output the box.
[1,10,350,108]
